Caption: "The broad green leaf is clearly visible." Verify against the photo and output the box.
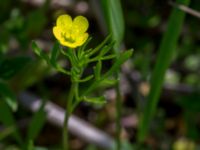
[0,82,17,111]
[0,56,30,80]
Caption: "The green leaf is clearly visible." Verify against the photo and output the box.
[99,41,115,57]
[87,34,112,57]
[77,75,94,83]
[83,96,106,104]
[50,41,60,67]
[94,61,102,80]
[138,0,191,142]
[100,54,116,60]
[0,56,30,80]
[78,37,92,59]
[84,49,133,95]
[32,41,42,56]
[27,106,46,141]
[32,42,70,75]
[0,101,22,143]
[88,42,115,63]
[32,41,49,62]
[102,49,133,79]
[0,126,16,141]
[101,0,124,52]
[98,78,118,87]
[0,82,17,111]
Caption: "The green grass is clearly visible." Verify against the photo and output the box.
[138,0,191,142]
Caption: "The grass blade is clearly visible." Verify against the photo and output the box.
[138,0,191,142]
[101,0,124,52]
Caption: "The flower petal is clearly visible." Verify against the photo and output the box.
[73,16,89,33]
[75,33,89,46]
[56,14,72,30]
[59,39,77,48]
[53,26,62,40]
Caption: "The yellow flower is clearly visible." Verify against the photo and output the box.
[53,14,89,48]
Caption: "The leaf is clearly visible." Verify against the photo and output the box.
[50,41,60,67]
[94,61,102,80]
[0,56,30,80]
[87,34,112,56]
[77,75,94,83]
[83,96,106,104]
[0,82,17,111]
[99,41,115,57]
[0,126,16,141]
[102,49,133,79]
[100,54,116,60]
[98,78,118,87]
[84,49,133,95]
[27,106,46,141]
[138,0,191,142]
[32,42,70,75]
[78,37,92,59]
[101,0,124,52]
[32,41,49,62]
[0,101,22,143]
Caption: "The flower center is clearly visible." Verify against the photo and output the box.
[61,32,75,43]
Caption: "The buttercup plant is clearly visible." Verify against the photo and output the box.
[32,14,132,150]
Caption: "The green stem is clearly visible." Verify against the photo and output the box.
[63,82,76,150]
[115,73,122,150]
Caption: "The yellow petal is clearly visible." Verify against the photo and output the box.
[75,33,89,46]
[53,26,62,40]
[73,16,89,33]
[60,39,77,48]
[56,14,72,30]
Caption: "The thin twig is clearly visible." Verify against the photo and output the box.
[169,1,200,19]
